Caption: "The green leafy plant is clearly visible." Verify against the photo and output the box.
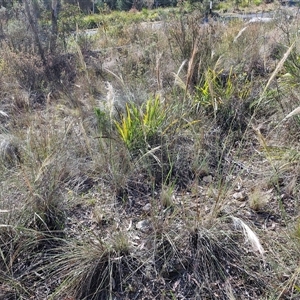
[194,66,253,134]
[114,96,166,154]
[95,107,111,137]
[194,68,235,115]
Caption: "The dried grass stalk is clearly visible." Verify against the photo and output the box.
[105,82,116,120]
[263,42,295,96]
[233,26,248,43]
[186,38,199,92]
[282,106,300,122]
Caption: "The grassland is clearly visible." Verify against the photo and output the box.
[0,1,300,299]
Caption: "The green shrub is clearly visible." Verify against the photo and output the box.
[254,0,263,6]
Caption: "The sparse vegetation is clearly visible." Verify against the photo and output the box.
[0,0,300,299]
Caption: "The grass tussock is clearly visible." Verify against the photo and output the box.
[0,2,300,299]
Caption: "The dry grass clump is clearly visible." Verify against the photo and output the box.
[0,134,21,167]
[188,225,267,299]
[41,216,269,299]
[248,187,270,211]
[46,236,139,300]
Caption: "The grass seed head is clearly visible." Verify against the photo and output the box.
[232,216,265,258]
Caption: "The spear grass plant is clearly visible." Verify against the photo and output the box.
[114,96,166,155]
[194,66,251,124]
[194,67,233,116]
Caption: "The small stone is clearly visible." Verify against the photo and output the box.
[203,175,213,183]
[136,220,152,233]
[226,174,235,182]
[233,191,247,201]
[142,203,152,213]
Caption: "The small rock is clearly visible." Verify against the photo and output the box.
[226,174,235,182]
[203,175,213,183]
[136,220,152,233]
[233,191,247,201]
[142,203,152,213]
